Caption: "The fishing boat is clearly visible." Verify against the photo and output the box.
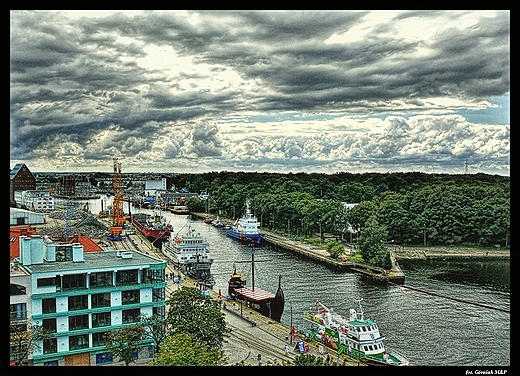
[162,223,214,288]
[227,243,284,321]
[303,299,409,366]
[226,199,264,245]
[131,212,172,247]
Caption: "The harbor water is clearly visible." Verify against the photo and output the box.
[63,198,511,366]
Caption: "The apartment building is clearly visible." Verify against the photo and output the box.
[13,235,167,366]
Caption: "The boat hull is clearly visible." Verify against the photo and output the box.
[226,229,264,245]
[131,213,172,248]
[229,286,284,322]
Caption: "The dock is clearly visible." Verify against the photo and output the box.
[190,212,406,284]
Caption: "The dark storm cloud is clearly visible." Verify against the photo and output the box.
[10,10,509,174]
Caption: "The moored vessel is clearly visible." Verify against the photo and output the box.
[303,299,409,366]
[227,243,284,321]
[226,199,264,245]
[162,222,214,288]
[131,212,172,248]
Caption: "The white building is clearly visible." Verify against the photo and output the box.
[144,178,167,197]
[15,190,55,212]
[10,208,46,226]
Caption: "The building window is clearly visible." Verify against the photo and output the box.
[91,292,111,308]
[122,308,140,324]
[122,289,140,305]
[152,287,165,302]
[43,338,58,354]
[95,352,113,365]
[68,295,88,311]
[62,274,86,290]
[10,283,26,296]
[55,245,73,261]
[153,306,166,319]
[146,269,165,283]
[69,334,89,350]
[90,271,112,287]
[37,277,55,288]
[69,314,89,331]
[42,298,56,314]
[92,312,111,328]
[42,318,57,333]
[116,269,139,285]
[141,268,151,283]
[10,303,27,320]
[92,332,110,347]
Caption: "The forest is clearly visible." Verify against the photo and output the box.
[170,171,510,249]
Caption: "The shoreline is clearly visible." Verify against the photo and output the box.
[391,245,510,260]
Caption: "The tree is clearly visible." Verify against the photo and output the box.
[326,239,345,260]
[358,216,389,267]
[104,325,147,366]
[166,286,227,349]
[10,322,53,366]
[151,333,228,366]
[139,314,167,354]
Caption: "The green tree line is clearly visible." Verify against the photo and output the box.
[178,172,509,248]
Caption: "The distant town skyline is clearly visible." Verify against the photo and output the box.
[10,10,510,176]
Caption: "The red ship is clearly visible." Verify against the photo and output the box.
[131,212,172,248]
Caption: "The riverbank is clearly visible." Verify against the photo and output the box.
[391,245,510,260]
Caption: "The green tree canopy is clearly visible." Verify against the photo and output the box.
[166,286,227,349]
[151,333,228,366]
[104,325,147,366]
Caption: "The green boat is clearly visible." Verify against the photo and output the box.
[303,299,409,366]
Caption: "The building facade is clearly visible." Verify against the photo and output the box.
[15,190,55,212]
[10,163,37,204]
[13,236,167,366]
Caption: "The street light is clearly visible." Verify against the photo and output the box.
[286,301,294,344]
[300,218,304,242]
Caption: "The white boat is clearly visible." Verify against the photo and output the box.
[303,299,409,366]
[211,216,224,229]
[226,199,264,245]
[161,223,214,288]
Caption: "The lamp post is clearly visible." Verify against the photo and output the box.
[300,218,304,242]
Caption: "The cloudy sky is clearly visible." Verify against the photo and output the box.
[10,10,510,175]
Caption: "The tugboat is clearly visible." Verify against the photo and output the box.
[162,223,214,288]
[227,243,284,321]
[303,299,409,366]
[226,199,264,245]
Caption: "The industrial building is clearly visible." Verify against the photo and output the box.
[10,163,37,204]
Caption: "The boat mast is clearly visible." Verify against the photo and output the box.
[250,242,255,291]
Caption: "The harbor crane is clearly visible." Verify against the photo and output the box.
[107,158,125,241]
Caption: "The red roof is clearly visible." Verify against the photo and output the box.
[10,226,39,262]
[10,226,103,262]
[235,287,275,301]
